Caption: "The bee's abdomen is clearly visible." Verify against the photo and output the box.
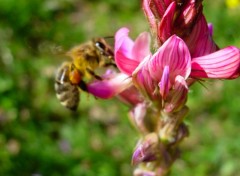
[55,81,79,111]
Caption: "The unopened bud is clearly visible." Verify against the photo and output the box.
[132,133,159,165]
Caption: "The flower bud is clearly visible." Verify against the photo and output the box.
[132,133,159,165]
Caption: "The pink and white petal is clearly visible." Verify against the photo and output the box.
[159,66,170,100]
[87,73,132,99]
[164,75,188,113]
[148,35,191,82]
[191,46,240,79]
[132,32,151,62]
[158,2,176,43]
[114,27,134,52]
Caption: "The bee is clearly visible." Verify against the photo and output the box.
[55,37,115,110]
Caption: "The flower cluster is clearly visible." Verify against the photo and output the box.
[87,0,240,175]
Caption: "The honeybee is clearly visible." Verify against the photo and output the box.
[55,38,115,110]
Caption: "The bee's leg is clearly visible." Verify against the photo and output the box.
[78,80,88,92]
[86,68,102,80]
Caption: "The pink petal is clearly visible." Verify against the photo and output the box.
[132,133,159,165]
[186,15,218,57]
[117,86,143,106]
[158,2,176,43]
[132,32,151,62]
[208,23,213,37]
[164,75,188,113]
[115,28,151,75]
[159,66,170,100]
[115,51,140,75]
[191,46,240,79]
[142,0,158,34]
[151,0,167,18]
[132,55,158,100]
[164,0,172,7]
[114,27,134,52]
[87,73,132,99]
[128,103,148,134]
[148,35,191,83]
[134,169,156,176]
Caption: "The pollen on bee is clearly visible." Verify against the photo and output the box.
[69,69,81,85]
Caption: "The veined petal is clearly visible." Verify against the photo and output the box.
[186,15,218,57]
[159,66,170,100]
[87,73,132,99]
[132,32,151,62]
[148,35,191,83]
[191,46,240,79]
[158,2,176,43]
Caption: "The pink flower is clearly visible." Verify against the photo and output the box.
[131,34,240,101]
[114,27,151,75]
[142,0,218,56]
[87,29,240,102]
[133,35,191,101]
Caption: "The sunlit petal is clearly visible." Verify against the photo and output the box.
[115,27,151,75]
[87,73,132,99]
[191,46,240,79]
[132,32,151,61]
[148,35,191,83]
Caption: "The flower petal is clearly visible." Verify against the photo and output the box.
[142,0,158,35]
[191,46,240,79]
[158,2,176,43]
[114,27,134,52]
[117,86,143,106]
[128,103,148,134]
[87,73,132,99]
[132,133,159,165]
[132,55,158,100]
[115,28,151,75]
[185,15,218,57]
[132,32,151,62]
[148,35,191,83]
[164,75,188,113]
[159,66,170,100]
[115,51,140,75]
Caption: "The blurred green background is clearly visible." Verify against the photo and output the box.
[0,0,239,175]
